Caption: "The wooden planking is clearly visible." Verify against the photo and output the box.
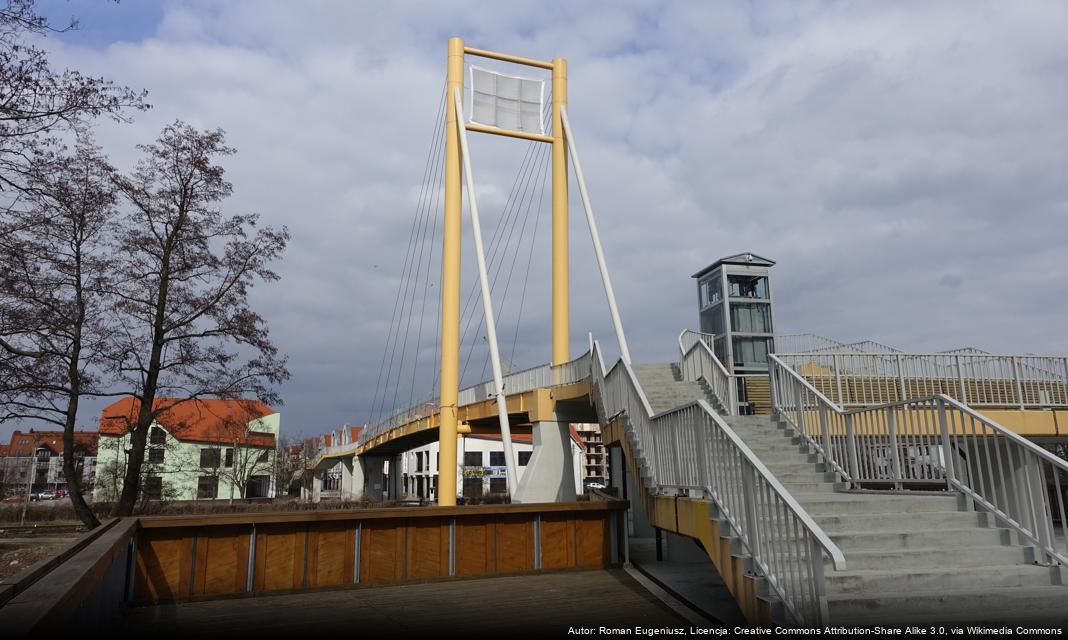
[130,504,622,604]
[253,524,307,592]
[307,523,355,588]
[574,515,608,567]
[360,519,406,584]
[135,530,192,602]
[405,519,449,580]
[539,514,575,569]
[494,514,534,573]
[454,515,494,576]
[192,525,249,597]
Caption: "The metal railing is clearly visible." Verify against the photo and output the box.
[677,330,738,415]
[776,351,1068,409]
[769,354,1068,566]
[592,339,845,624]
[357,350,593,446]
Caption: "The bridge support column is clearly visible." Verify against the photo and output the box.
[389,454,404,501]
[340,456,365,501]
[513,421,577,503]
[311,470,323,504]
[361,455,387,502]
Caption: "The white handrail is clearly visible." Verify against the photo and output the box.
[677,329,737,415]
[593,338,844,624]
[769,353,1068,566]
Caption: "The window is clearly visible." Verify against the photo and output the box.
[699,304,726,336]
[727,274,768,299]
[149,427,166,445]
[197,476,218,499]
[245,475,269,498]
[224,448,234,468]
[699,276,722,308]
[200,448,221,468]
[143,476,162,500]
[257,449,269,463]
[148,448,165,464]
[731,303,772,334]
[416,453,424,472]
[489,451,505,467]
[463,451,483,467]
[518,451,532,466]
[732,337,774,369]
[462,477,483,498]
[489,478,508,494]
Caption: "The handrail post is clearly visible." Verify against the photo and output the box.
[795,378,807,436]
[769,361,779,416]
[819,405,833,465]
[1012,356,1025,410]
[886,406,903,488]
[956,355,967,404]
[845,414,860,485]
[809,535,829,625]
[1025,455,1053,562]
[741,462,760,559]
[936,398,956,490]
[896,354,907,401]
[833,354,844,405]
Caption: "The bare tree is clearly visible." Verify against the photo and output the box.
[0,143,119,528]
[0,0,147,206]
[273,433,304,499]
[107,121,289,516]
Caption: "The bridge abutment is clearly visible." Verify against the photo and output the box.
[513,420,577,503]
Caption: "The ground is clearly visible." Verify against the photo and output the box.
[122,569,690,637]
[0,523,80,581]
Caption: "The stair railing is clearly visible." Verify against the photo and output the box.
[593,339,845,625]
[677,330,738,415]
[769,354,1068,566]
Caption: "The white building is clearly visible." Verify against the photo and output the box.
[399,430,585,502]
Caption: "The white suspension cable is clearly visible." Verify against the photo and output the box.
[559,105,632,365]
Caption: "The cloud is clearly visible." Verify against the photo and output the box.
[7,0,1064,440]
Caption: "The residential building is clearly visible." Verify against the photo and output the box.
[93,398,280,502]
[572,423,607,489]
[0,429,98,497]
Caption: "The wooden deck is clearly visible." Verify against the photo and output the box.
[121,569,687,636]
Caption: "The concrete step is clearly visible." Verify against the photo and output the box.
[813,510,983,533]
[783,482,838,494]
[826,564,1058,595]
[771,471,837,484]
[827,527,1010,551]
[829,586,1068,623]
[832,545,1030,571]
[796,493,961,515]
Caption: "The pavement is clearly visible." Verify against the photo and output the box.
[628,537,747,627]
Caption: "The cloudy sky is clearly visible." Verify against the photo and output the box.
[7,0,1066,440]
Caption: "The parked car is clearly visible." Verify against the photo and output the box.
[39,490,56,500]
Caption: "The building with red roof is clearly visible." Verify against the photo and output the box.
[93,397,281,503]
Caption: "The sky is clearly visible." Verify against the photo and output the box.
[4,0,1066,441]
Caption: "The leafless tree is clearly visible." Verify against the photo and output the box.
[0,143,119,528]
[0,0,147,207]
[273,433,304,499]
[107,122,289,516]
[0,1,146,529]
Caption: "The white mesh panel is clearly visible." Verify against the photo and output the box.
[468,65,545,135]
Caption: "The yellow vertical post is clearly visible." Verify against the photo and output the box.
[438,37,464,506]
[551,57,569,365]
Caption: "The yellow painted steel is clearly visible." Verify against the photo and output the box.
[465,122,553,144]
[462,46,553,70]
[437,37,465,507]
[551,57,569,365]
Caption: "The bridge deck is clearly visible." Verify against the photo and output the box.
[121,569,687,636]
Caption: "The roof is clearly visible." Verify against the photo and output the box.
[99,397,277,448]
[4,430,98,457]
[692,252,776,279]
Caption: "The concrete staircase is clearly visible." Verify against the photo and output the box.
[629,363,1068,626]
